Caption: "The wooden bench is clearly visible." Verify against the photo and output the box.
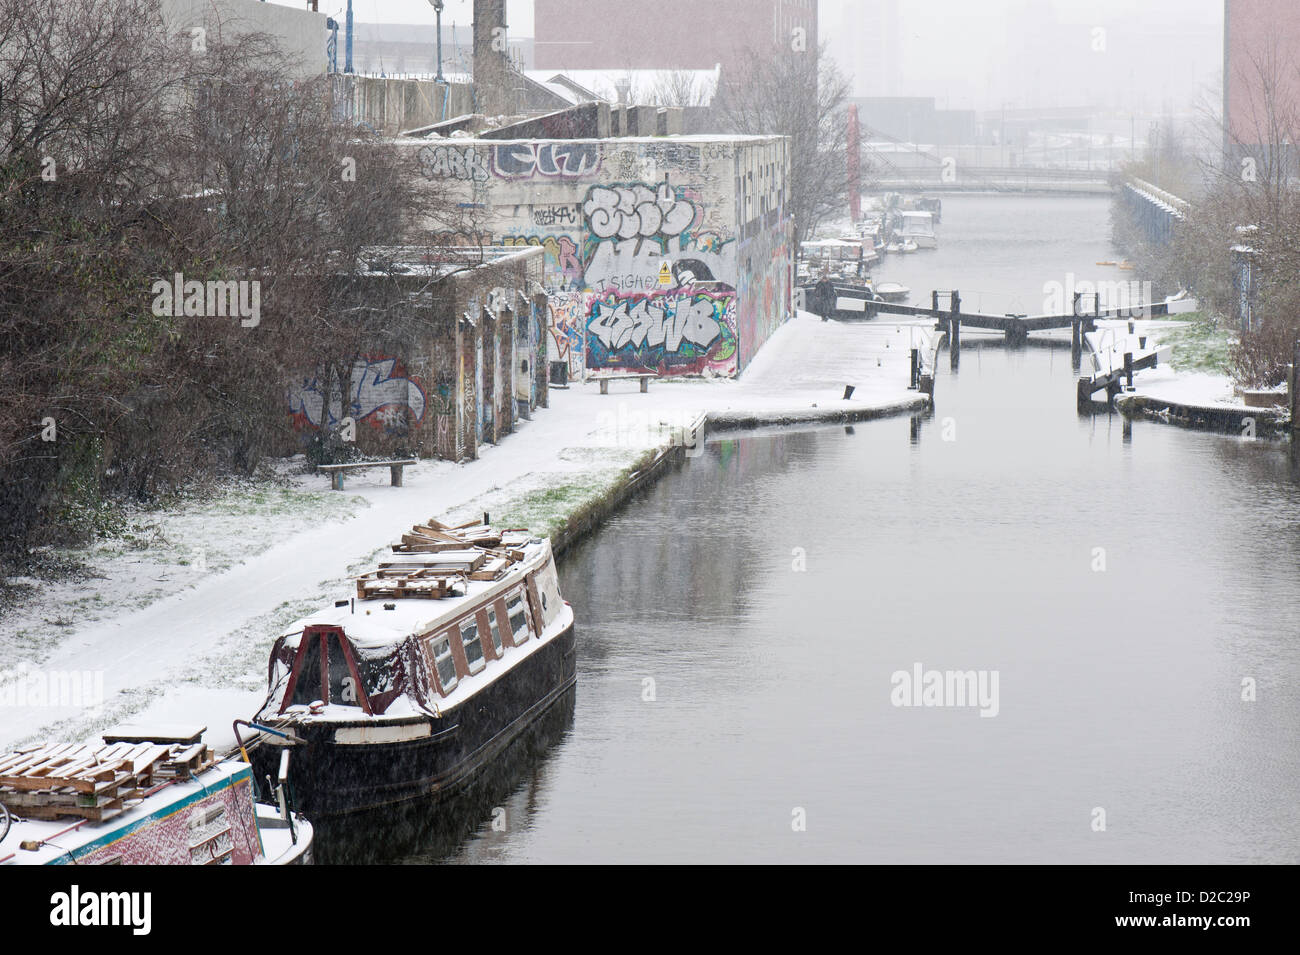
[317,458,417,491]
[591,372,654,394]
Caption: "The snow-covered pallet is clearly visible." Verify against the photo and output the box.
[0,741,209,821]
[359,517,532,598]
[355,569,462,601]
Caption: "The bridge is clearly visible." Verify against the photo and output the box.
[871,164,1112,195]
[864,135,1113,195]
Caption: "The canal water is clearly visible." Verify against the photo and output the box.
[416,196,1300,864]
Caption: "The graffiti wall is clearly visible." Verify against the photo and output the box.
[287,356,426,434]
[412,134,791,377]
[284,247,544,462]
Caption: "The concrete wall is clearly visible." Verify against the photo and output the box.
[407,134,793,379]
[334,76,477,135]
[161,0,328,78]
[533,0,816,73]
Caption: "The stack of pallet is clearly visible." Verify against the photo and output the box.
[0,741,216,822]
[356,518,532,600]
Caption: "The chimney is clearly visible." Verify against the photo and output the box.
[473,0,511,116]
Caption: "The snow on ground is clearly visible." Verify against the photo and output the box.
[1106,318,1240,408]
[0,310,925,752]
[1125,367,1240,408]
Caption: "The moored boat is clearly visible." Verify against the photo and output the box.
[893,210,938,249]
[873,281,911,302]
[246,517,576,818]
[0,729,312,865]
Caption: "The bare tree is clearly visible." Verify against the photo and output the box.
[714,42,854,244]
[651,70,715,109]
[1113,37,1300,388]
[0,0,459,559]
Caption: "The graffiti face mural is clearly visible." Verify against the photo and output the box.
[288,357,426,432]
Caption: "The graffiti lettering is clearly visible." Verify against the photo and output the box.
[589,297,721,352]
[418,144,489,181]
[492,142,601,179]
[583,182,697,241]
[532,204,579,226]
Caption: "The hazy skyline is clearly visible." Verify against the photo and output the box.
[277,0,1224,114]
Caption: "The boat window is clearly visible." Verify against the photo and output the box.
[289,636,323,707]
[361,651,400,702]
[432,636,457,693]
[326,633,360,706]
[507,591,531,644]
[486,606,503,656]
[460,618,485,674]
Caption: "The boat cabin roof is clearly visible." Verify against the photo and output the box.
[283,528,550,649]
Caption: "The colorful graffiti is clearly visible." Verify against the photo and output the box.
[735,221,794,370]
[418,136,790,379]
[585,290,737,375]
[499,234,583,282]
[491,142,601,180]
[287,357,426,432]
[547,289,586,379]
[417,144,489,182]
[580,180,733,297]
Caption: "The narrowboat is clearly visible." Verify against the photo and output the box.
[0,729,312,865]
[246,518,576,818]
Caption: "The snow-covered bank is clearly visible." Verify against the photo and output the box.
[0,310,925,753]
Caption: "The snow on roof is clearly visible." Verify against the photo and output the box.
[283,537,551,649]
[523,68,720,106]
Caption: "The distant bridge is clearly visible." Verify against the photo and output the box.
[871,165,1113,195]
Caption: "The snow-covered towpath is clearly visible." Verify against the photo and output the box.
[0,311,927,751]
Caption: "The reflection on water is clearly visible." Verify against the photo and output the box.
[314,688,575,864]
[335,197,1300,863]
[437,349,1300,863]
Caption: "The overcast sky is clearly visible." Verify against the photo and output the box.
[280,0,1225,114]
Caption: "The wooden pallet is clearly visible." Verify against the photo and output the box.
[362,518,532,598]
[355,570,462,601]
[0,741,214,821]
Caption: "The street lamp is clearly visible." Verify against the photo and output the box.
[428,0,446,83]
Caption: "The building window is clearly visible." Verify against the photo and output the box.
[460,618,485,674]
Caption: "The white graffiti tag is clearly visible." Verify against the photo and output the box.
[583,182,697,241]
[589,298,721,352]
